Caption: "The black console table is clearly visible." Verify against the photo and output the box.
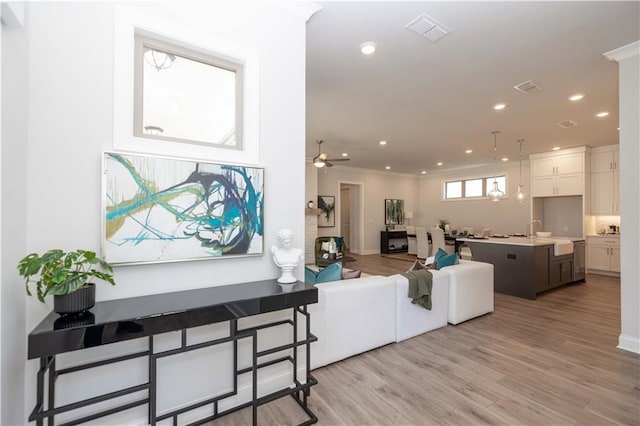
[27,280,318,426]
[380,230,408,254]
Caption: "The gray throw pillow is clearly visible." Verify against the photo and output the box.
[342,269,362,280]
[407,259,426,272]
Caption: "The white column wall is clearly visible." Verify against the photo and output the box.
[606,41,640,353]
[1,2,311,423]
[1,8,28,425]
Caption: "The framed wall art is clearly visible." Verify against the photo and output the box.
[103,152,264,265]
[317,195,335,228]
[385,199,404,225]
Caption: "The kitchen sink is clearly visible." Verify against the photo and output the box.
[536,238,574,255]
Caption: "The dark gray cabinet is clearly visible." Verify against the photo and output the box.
[550,254,574,288]
[381,231,408,254]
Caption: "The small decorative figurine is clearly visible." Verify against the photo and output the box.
[271,228,304,283]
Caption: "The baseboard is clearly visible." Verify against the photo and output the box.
[586,269,620,277]
[359,249,380,255]
[617,334,640,354]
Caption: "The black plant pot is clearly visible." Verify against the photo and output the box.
[54,283,96,316]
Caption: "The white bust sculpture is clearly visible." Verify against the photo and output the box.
[271,228,304,284]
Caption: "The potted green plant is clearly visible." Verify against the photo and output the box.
[17,249,115,316]
[438,219,449,231]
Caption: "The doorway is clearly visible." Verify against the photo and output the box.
[339,182,364,254]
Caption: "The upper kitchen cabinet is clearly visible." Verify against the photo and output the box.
[530,147,588,197]
[591,145,620,215]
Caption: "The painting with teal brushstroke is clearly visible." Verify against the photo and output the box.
[103,152,264,264]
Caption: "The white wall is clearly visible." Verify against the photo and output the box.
[608,41,640,353]
[2,2,310,423]
[317,167,419,254]
[1,10,28,425]
[418,162,531,235]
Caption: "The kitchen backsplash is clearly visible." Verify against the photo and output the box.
[595,215,621,234]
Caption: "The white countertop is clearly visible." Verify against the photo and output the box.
[587,234,620,238]
[457,236,584,246]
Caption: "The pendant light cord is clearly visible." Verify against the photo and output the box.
[492,131,500,182]
[518,139,524,184]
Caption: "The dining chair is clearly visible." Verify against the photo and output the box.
[415,227,430,259]
[430,227,452,255]
[459,245,473,260]
[405,226,417,255]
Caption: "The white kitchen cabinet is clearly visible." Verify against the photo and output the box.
[587,236,620,274]
[590,145,620,214]
[530,149,586,197]
[531,173,583,197]
[530,152,584,177]
[591,148,620,173]
[591,170,620,214]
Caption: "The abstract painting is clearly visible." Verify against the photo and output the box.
[103,152,264,265]
[317,195,335,228]
[385,199,404,225]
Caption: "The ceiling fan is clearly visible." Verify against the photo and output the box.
[312,140,350,168]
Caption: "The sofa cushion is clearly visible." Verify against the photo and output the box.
[436,252,459,270]
[305,262,343,284]
[393,270,450,342]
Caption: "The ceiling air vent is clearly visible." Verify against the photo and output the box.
[513,80,543,94]
[558,120,578,128]
[405,13,450,42]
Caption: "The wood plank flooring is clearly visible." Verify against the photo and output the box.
[207,253,639,425]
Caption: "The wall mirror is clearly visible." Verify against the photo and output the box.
[134,33,244,149]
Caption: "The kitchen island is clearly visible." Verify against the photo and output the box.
[458,236,585,299]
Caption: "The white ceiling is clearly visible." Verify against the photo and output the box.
[305,1,640,174]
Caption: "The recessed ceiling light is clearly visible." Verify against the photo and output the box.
[421,171,427,174]
[436,162,443,166]
[501,157,509,162]
[493,103,507,110]
[360,42,377,55]
[569,94,584,101]
[552,146,561,151]
[379,140,387,146]
[596,111,609,117]
[341,153,349,157]
[385,166,391,170]
[465,149,473,154]
[617,127,620,131]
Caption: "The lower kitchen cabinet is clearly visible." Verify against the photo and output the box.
[550,254,575,287]
[587,236,620,274]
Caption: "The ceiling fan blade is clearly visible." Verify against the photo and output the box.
[325,158,350,162]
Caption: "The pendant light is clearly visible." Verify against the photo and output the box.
[515,138,527,202]
[488,130,505,201]
[144,47,176,71]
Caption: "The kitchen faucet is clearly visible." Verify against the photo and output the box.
[526,220,542,238]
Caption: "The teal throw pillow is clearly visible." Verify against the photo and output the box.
[434,248,448,263]
[436,252,459,270]
[305,262,343,284]
[304,266,318,284]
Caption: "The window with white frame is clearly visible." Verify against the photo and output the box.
[133,33,244,149]
[443,175,507,200]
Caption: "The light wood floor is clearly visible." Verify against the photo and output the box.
[209,253,640,425]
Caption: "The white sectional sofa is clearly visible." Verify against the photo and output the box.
[308,260,493,370]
